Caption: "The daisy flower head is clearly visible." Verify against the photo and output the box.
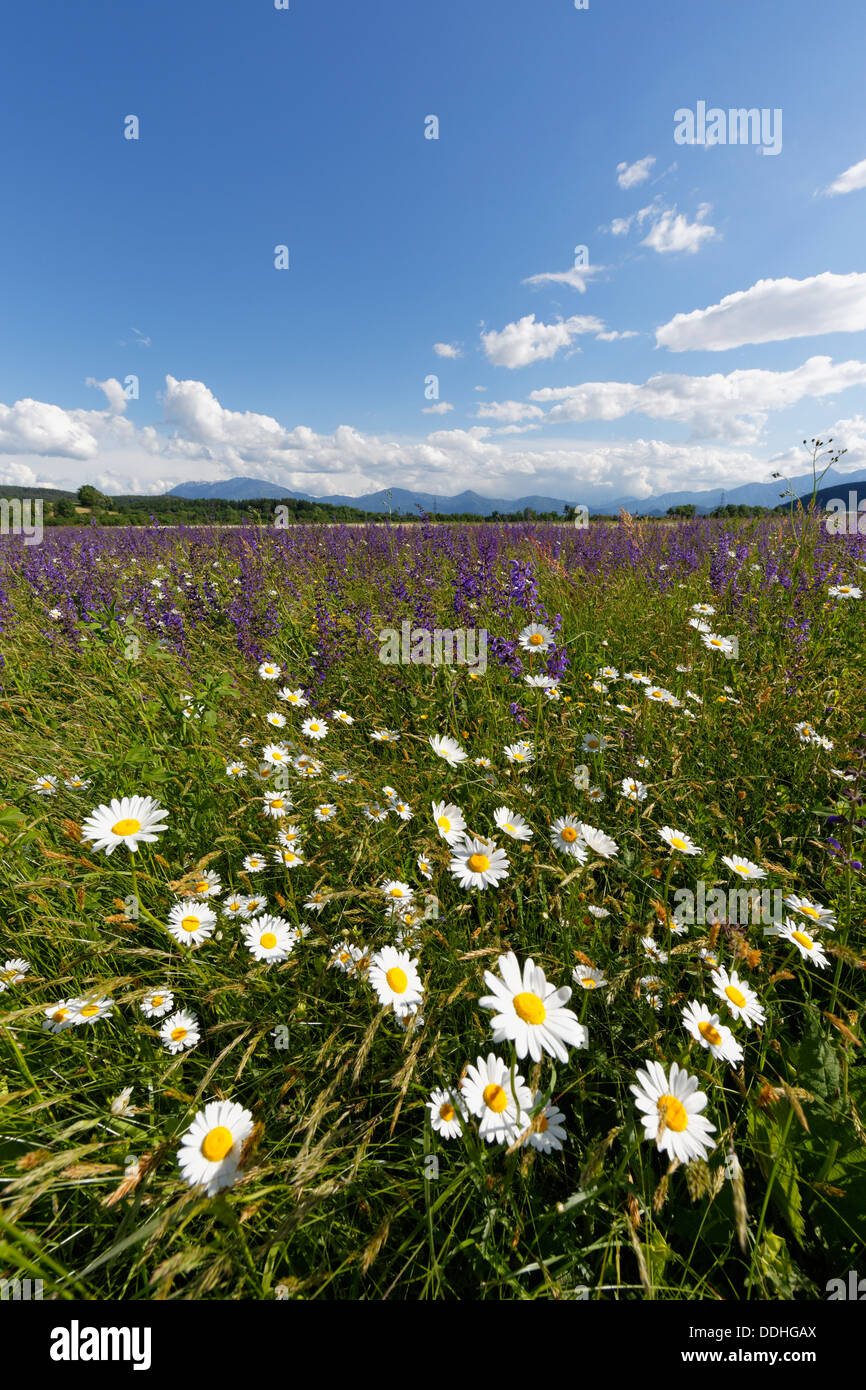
[371,728,401,743]
[81,795,169,856]
[504,741,535,766]
[621,777,648,802]
[525,673,558,689]
[573,965,607,991]
[240,894,267,918]
[363,802,389,822]
[493,806,533,841]
[302,716,328,741]
[243,852,268,873]
[460,1053,533,1145]
[70,995,114,1026]
[31,774,58,795]
[278,687,308,707]
[187,869,222,899]
[160,1009,200,1055]
[276,825,303,848]
[64,775,92,790]
[588,904,610,919]
[294,754,323,778]
[597,665,619,681]
[313,802,337,822]
[579,823,619,860]
[722,855,766,881]
[332,709,354,725]
[636,756,650,769]
[784,894,836,930]
[681,1001,744,1065]
[427,1087,466,1140]
[177,1100,255,1198]
[263,790,291,819]
[330,941,361,973]
[631,1060,716,1164]
[393,799,414,821]
[274,846,304,868]
[449,836,510,891]
[518,622,555,653]
[381,880,414,914]
[304,890,331,913]
[368,946,423,1015]
[641,935,669,965]
[167,901,217,947]
[659,825,702,856]
[525,1097,568,1154]
[43,1000,76,1033]
[262,743,291,767]
[828,583,862,599]
[701,633,735,656]
[265,711,288,728]
[428,733,466,766]
[431,800,467,845]
[640,975,664,1010]
[692,603,716,615]
[417,853,433,880]
[243,914,296,962]
[140,987,174,1019]
[330,769,354,785]
[258,661,282,680]
[712,966,765,1029]
[0,958,30,990]
[581,732,607,754]
[585,785,605,803]
[225,761,247,778]
[550,815,587,862]
[778,919,829,968]
[479,952,587,1063]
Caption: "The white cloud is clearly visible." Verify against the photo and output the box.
[656,272,866,351]
[0,378,134,458]
[595,329,640,342]
[480,313,604,368]
[433,342,462,358]
[616,155,656,189]
[822,157,866,197]
[421,401,455,415]
[85,377,129,414]
[0,461,38,486]
[522,264,602,293]
[475,400,545,423]
[609,217,633,236]
[640,203,716,254]
[528,356,866,441]
[473,385,487,392]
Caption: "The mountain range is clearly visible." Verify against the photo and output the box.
[167,469,866,516]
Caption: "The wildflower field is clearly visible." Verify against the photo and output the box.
[0,512,864,1302]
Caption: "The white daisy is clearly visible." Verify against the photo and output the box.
[243,915,295,962]
[524,1097,568,1154]
[641,936,669,965]
[330,769,354,784]
[460,1053,533,1145]
[427,1087,465,1140]
[332,709,354,724]
[278,687,308,707]
[479,952,587,1063]
[493,807,533,841]
[0,958,30,990]
[631,1059,716,1164]
[777,919,829,968]
[240,894,267,918]
[64,775,92,790]
[167,901,217,946]
[518,623,555,653]
[428,733,467,766]
[449,837,510,890]
[784,894,836,931]
[587,905,610,919]
[177,1100,255,1197]
[243,853,268,873]
[621,777,648,802]
[263,790,291,819]
[581,732,607,754]
[313,802,337,822]
[258,661,282,680]
[371,728,401,743]
[262,743,291,767]
[225,761,247,778]
[80,795,169,855]
[187,870,222,899]
[711,967,765,1029]
[265,711,288,728]
[573,965,607,991]
[503,742,535,765]
[416,854,433,881]
[579,823,618,859]
[722,855,766,881]
[140,988,174,1019]
[304,890,331,913]
[828,583,862,599]
[70,996,114,1026]
[431,800,467,845]
[302,717,328,741]
[160,1009,200,1054]
[681,1001,743,1065]
[31,774,58,795]
[659,826,702,856]
[640,975,664,1010]
[550,816,587,861]
[368,946,424,1015]
[43,999,77,1033]
[274,846,304,868]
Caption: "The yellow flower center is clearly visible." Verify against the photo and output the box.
[504,823,515,834]
[389,887,405,898]
[170,1027,187,1042]
[260,932,278,950]
[561,826,578,843]
[536,1113,549,1133]
[468,853,490,873]
[482,1082,509,1113]
[528,633,544,646]
[657,1094,688,1132]
[437,816,451,831]
[195,880,209,894]
[670,837,687,850]
[514,991,546,1025]
[181,916,200,932]
[201,1126,234,1162]
[53,1008,69,1021]
[151,995,163,1006]
[80,1005,99,1017]
[725,985,746,1008]
[800,905,818,919]
[698,1021,722,1047]
[112,818,141,836]
[386,967,408,993]
[271,798,284,809]
[582,978,596,989]
[791,930,813,950]
[439,1103,455,1122]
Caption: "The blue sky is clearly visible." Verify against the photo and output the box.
[2,0,866,503]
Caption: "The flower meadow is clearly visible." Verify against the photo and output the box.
[0,513,864,1301]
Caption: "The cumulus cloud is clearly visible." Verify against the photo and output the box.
[480,313,605,368]
[609,217,633,236]
[85,377,129,414]
[528,356,866,441]
[596,329,640,342]
[433,342,462,358]
[822,157,866,197]
[640,203,716,254]
[656,272,866,351]
[421,401,455,415]
[616,156,656,189]
[0,399,100,459]
[475,400,545,424]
